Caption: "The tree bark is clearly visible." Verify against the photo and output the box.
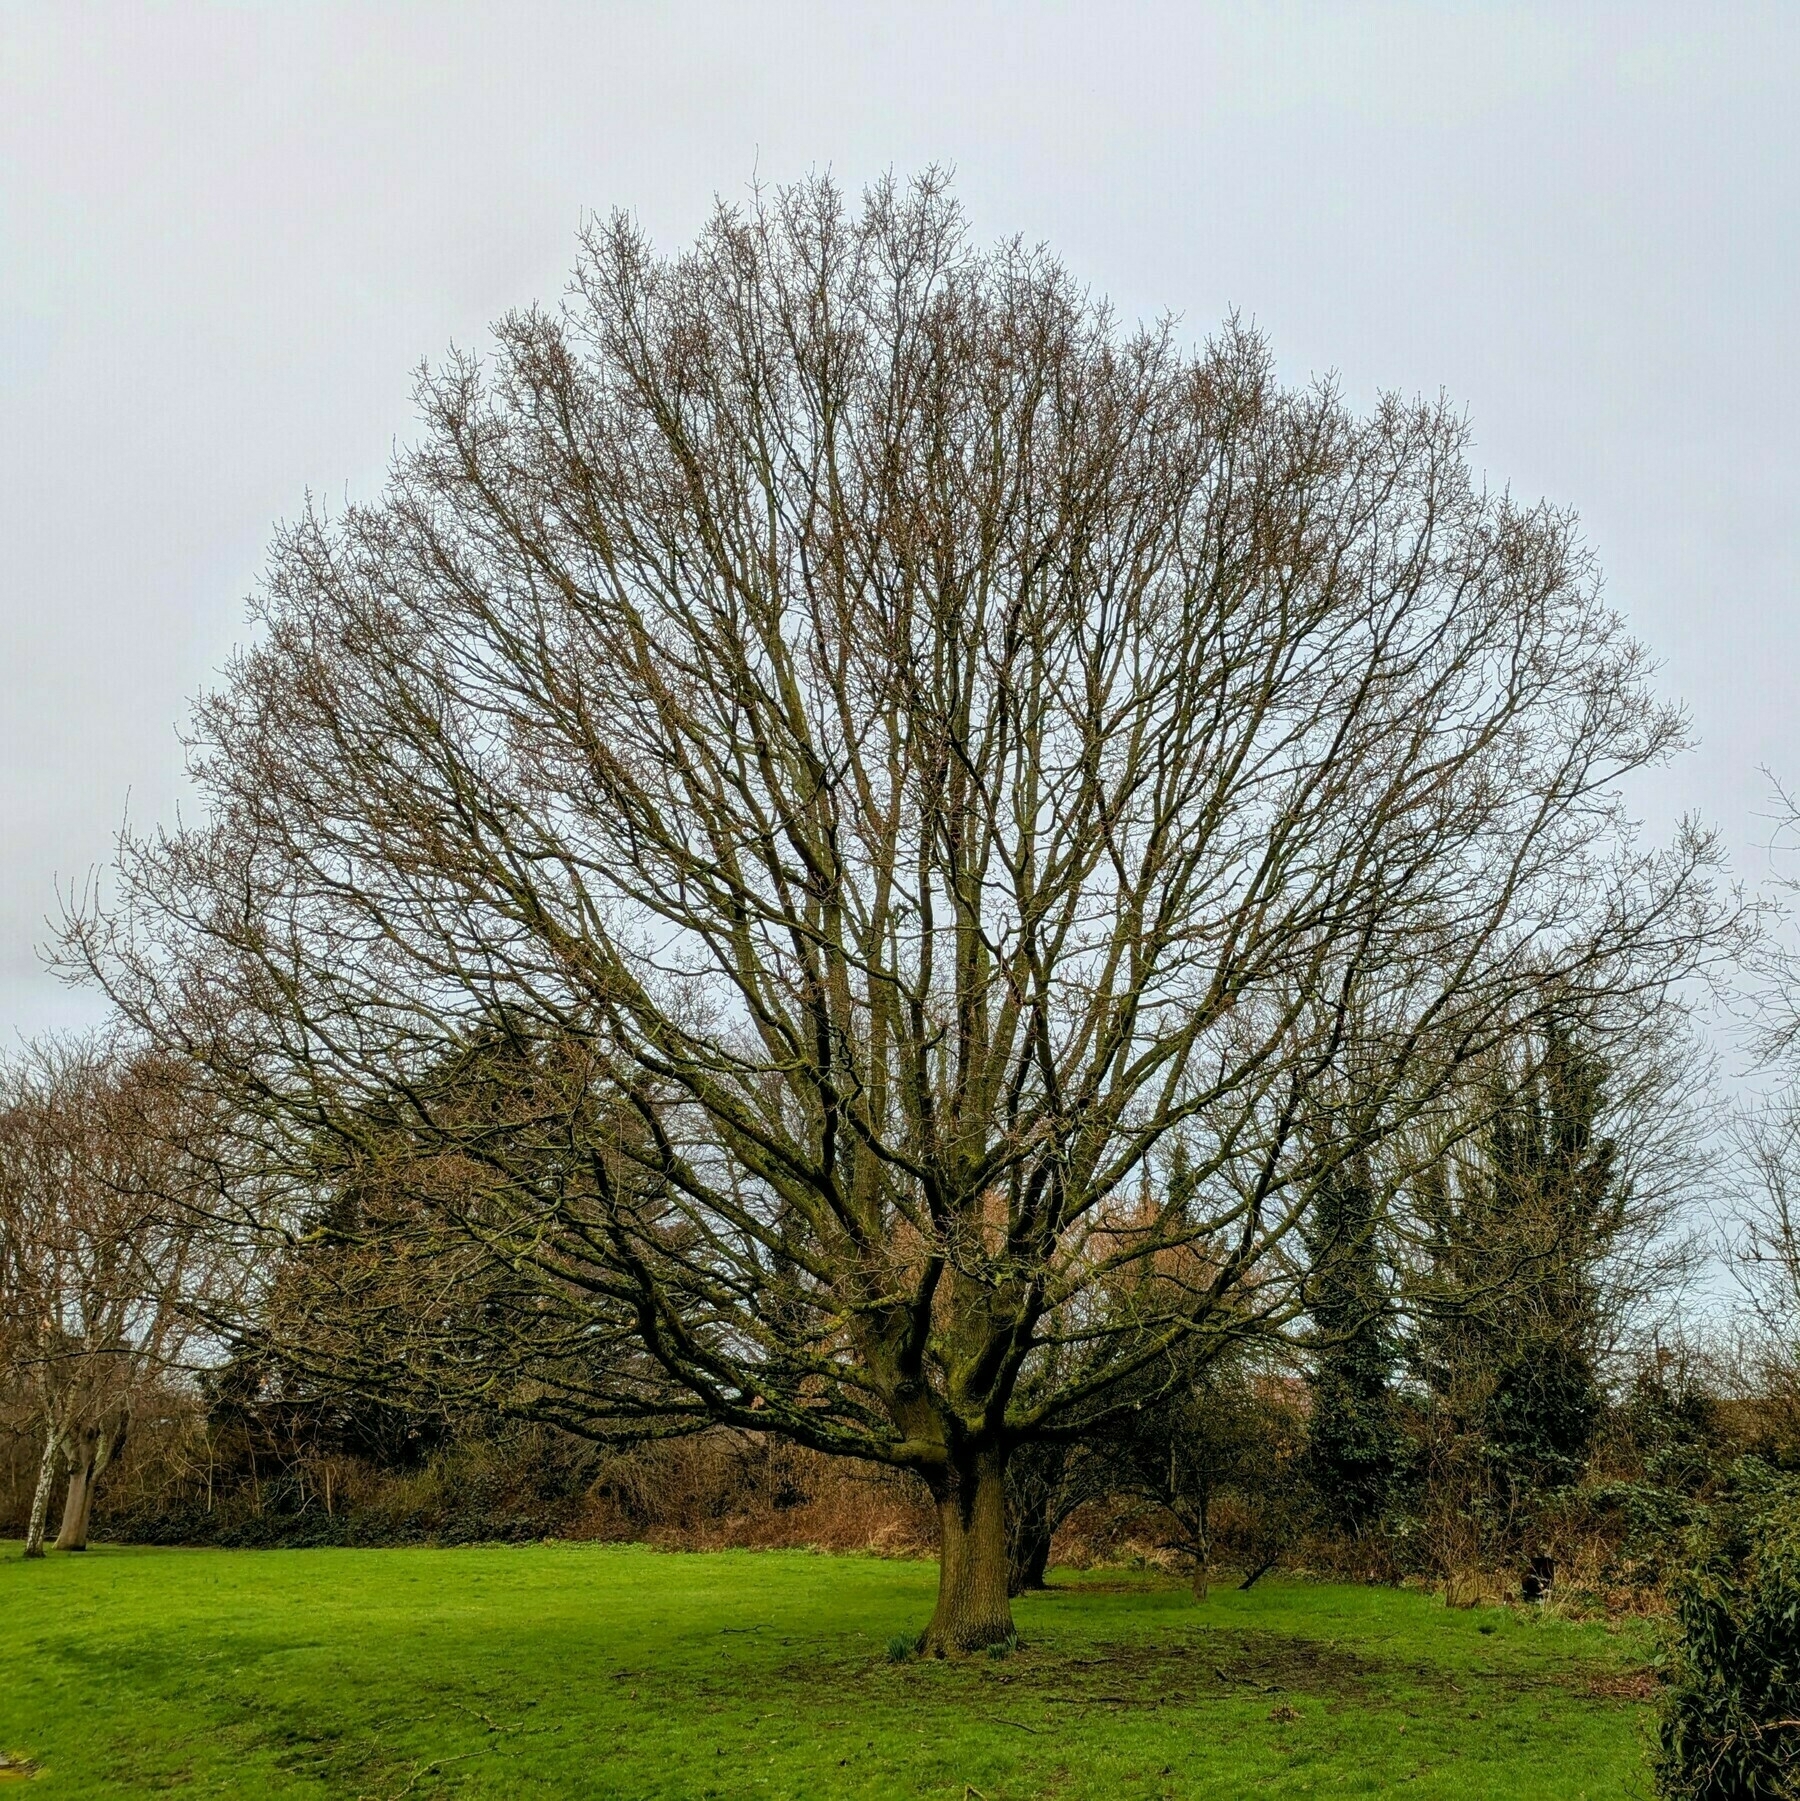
[55,1435,94,1551]
[1009,1515,1053,1597]
[922,1447,1015,1656]
[23,1431,59,1559]
[1005,1441,1065,1597]
[53,1418,122,1552]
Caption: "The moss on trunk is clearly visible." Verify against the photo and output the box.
[921,1447,1014,1656]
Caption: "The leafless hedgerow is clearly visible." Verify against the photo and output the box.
[0,1039,235,1555]
[65,171,1734,1650]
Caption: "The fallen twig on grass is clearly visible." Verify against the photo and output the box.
[457,1707,514,1734]
[364,1750,485,1801]
[1215,1665,1279,1694]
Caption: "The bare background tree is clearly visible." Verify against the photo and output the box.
[1715,779,1800,1461]
[0,1040,227,1556]
[69,172,1727,1649]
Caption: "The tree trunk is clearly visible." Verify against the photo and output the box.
[1009,1513,1053,1597]
[73,1470,98,1548]
[55,1435,95,1551]
[922,1446,1015,1656]
[1190,1504,1212,1601]
[53,1417,122,1552]
[1005,1440,1065,1596]
[23,1431,59,1559]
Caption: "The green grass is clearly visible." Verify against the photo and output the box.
[0,1541,1661,1799]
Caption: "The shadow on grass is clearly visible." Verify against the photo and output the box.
[778,1623,1658,1718]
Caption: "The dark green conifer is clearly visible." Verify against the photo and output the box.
[1302,1150,1403,1535]
[1413,1015,1623,1525]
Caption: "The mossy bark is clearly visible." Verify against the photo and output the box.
[922,1447,1015,1656]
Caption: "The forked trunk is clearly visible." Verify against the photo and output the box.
[922,1446,1015,1656]
[22,1432,58,1559]
[54,1420,119,1552]
[54,1453,92,1551]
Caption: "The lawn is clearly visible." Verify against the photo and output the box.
[0,1542,1661,1799]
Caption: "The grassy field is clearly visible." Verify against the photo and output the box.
[0,1542,1661,1799]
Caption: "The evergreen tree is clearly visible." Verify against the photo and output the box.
[1411,1015,1624,1532]
[1302,1151,1404,1535]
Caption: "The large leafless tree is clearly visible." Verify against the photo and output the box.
[69,173,1726,1648]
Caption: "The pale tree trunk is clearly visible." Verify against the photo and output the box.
[55,1419,122,1552]
[55,1453,93,1549]
[55,1428,95,1551]
[92,1419,123,1539]
[54,1460,90,1550]
[76,1437,106,1546]
[23,1430,60,1559]
[922,1446,1015,1656]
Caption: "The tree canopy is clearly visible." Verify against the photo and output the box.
[68,171,1726,1649]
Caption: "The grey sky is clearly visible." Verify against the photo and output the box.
[3,3,1796,1043]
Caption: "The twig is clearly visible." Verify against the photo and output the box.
[1214,1665,1278,1694]
[375,1750,484,1800]
[456,1705,516,1734]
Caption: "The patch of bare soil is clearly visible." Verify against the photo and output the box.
[1018,1631,1383,1705]
[775,1628,1656,1721]
[1578,1667,1661,1704]
[777,1628,1386,1713]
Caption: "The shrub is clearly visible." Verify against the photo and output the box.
[1655,1462,1800,1801]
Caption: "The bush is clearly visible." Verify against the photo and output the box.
[1655,1462,1800,1801]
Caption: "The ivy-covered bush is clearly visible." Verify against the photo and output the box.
[1656,1462,1800,1800]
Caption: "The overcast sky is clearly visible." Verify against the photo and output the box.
[2,3,1796,1045]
